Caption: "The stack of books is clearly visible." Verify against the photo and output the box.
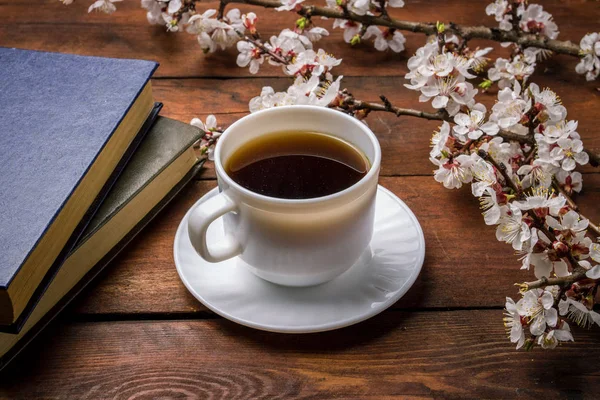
[0,48,203,368]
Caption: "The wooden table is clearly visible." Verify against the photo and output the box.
[2,0,600,398]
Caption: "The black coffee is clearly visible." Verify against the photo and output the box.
[225,131,369,199]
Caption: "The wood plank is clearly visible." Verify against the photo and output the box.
[1,0,598,78]
[69,174,600,316]
[153,76,600,179]
[2,310,600,398]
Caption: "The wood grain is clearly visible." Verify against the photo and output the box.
[2,310,600,399]
[69,174,600,316]
[152,76,600,179]
[1,0,598,78]
[2,1,600,395]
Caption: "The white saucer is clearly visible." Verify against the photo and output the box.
[174,185,425,333]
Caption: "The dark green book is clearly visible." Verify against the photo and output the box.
[0,116,203,370]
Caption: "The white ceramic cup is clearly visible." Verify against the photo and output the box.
[187,105,381,287]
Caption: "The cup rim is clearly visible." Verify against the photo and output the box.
[214,105,381,205]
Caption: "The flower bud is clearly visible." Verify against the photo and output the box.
[350,34,361,46]
[552,241,569,258]
[479,79,493,90]
[296,17,307,30]
[354,108,370,120]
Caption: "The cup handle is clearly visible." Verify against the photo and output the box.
[187,190,242,263]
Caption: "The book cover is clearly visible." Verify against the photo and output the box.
[0,116,203,370]
[0,102,164,334]
[0,48,158,328]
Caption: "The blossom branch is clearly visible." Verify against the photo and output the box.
[344,95,447,120]
[219,0,582,56]
[341,94,599,166]
[520,269,587,291]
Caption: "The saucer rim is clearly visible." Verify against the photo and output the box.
[174,185,425,334]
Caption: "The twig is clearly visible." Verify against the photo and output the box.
[478,149,521,195]
[219,0,582,56]
[349,98,447,120]
[520,268,587,291]
[553,178,578,210]
[217,0,227,19]
[552,179,600,236]
[242,35,290,65]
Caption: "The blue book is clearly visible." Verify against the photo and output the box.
[0,48,158,330]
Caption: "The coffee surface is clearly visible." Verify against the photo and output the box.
[225,131,369,199]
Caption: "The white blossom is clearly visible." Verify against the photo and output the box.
[285,49,341,77]
[488,55,535,89]
[536,322,573,349]
[266,31,307,68]
[586,244,600,279]
[249,86,296,113]
[536,120,579,145]
[496,205,531,251]
[347,0,370,16]
[186,9,240,53]
[477,137,514,168]
[545,210,589,240]
[504,297,526,349]
[419,77,477,116]
[559,298,600,328]
[304,27,329,42]
[430,122,451,159]
[141,0,163,25]
[590,243,600,263]
[533,144,562,174]
[431,155,475,189]
[517,288,557,336]
[517,162,552,190]
[555,137,589,171]
[167,0,181,14]
[276,0,305,11]
[387,0,404,6]
[363,26,406,53]
[489,81,531,136]
[576,33,600,81]
[479,187,503,225]
[528,83,566,123]
[518,4,559,39]
[191,115,220,160]
[556,170,583,194]
[528,231,569,279]
[315,75,343,106]
[249,74,343,112]
[485,0,512,31]
[186,9,217,35]
[417,52,458,79]
[518,228,539,271]
[333,20,363,43]
[88,0,121,13]
[237,41,265,74]
[468,153,496,194]
[453,108,499,140]
[513,188,566,217]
